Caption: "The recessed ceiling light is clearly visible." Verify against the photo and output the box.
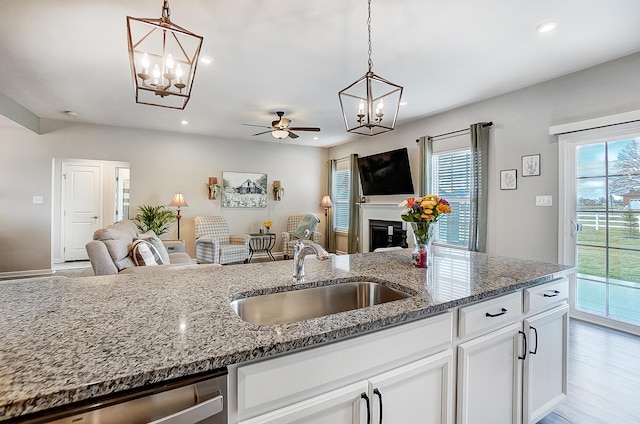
[536,22,557,33]
[181,120,188,125]
[400,102,407,106]
[200,56,213,64]
[64,110,77,116]
[313,136,319,140]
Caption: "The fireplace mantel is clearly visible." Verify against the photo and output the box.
[360,203,405,252]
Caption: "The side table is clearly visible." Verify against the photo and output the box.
[248,233,276,262]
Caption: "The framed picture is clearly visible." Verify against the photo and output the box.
[500,169,517,190]
[222,171,268,208]
[521,154,541,177]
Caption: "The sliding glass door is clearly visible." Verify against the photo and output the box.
[560,122,640,334]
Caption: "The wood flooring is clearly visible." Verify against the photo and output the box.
[538,319,640,424]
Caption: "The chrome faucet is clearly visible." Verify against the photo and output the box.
[292,231,330,283]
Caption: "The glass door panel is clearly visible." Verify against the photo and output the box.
[574,138,640,327]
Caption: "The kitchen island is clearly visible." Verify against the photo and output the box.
[0,248,573,422]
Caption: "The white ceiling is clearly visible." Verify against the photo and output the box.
[1,0,640,147]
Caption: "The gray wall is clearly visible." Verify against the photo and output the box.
[0,121,328,274]
[330,52,640,264]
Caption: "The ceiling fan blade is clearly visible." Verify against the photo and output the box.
[287,131,299,139]
[243,123,272,129]
[251,130,273,136]
[288,127,321,132]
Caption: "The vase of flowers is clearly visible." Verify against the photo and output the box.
[399,194,451,268]
[263,220,273,233]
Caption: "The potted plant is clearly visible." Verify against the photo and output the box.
[133,205,177,237]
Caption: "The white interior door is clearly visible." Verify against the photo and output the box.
[62,163,102,261]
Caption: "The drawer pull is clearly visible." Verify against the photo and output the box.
[485,308,508,318]
[543,290,561,298]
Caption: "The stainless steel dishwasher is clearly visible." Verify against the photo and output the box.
[17,370,227,424]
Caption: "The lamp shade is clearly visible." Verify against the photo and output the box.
[320,195,334,207]
[169,191,189,208]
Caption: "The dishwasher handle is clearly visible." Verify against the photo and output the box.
[150,394,224,424]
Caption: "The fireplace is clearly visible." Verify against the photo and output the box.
[369,220,408,251]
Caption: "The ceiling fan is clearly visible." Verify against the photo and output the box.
[243,111,321,139]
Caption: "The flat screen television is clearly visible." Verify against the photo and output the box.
[357,148,415,196]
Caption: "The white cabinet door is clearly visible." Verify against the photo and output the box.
[523,304,569,424]
[368,350,454,424]
[457,322,523,424]
[238,381,369,424]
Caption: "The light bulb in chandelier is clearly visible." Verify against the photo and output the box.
[175,63,185,89]
[152,64,161,85]
[139,53,150,78]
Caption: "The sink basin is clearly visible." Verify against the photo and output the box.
[230,281,412,325]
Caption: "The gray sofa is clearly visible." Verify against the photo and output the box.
[85,219,197,275]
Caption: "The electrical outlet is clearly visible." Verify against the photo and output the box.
[536,195,552,206]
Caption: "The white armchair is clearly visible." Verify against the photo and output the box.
[281,213,322,259]
[195,216,250,264]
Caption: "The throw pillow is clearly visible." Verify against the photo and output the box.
[137,233,170,264]
[294,213,320,239]
[131,239,165,266]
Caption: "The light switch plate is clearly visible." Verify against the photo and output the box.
[536,195,552,206]
[33,196,44,204]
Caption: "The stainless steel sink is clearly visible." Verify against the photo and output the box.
[230,281,412,325]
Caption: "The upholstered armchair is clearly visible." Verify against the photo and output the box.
[281,213,322,259]
[194,216,250,264]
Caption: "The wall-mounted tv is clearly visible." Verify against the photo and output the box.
[357,147,415,196]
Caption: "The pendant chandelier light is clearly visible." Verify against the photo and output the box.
[338,0,403,136]
[127,0,203,110]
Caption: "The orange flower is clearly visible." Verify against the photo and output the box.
[436,203,451,214]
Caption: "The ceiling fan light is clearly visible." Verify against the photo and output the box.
[272,129,289,139]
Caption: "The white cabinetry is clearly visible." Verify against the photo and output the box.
[456,278,569,424]
[240,351,454,424]
[229,277,570,424]
[368,350,453,424]
[523,284,569,423]
[230,312,454,424]
[456,291,524,424]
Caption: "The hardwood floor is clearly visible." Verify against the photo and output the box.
[538,319,640,424]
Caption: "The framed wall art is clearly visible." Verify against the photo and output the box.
[521,154,540,177]
[500,169,517,190]
[222,171,268,208]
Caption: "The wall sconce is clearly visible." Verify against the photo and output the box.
[273,180,285,201]
[208,177,220,200]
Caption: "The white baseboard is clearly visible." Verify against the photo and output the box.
[0,269,54,279]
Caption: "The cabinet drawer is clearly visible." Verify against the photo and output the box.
[458,291,522,339]
[234,312,453,420]
[523,278,569,314]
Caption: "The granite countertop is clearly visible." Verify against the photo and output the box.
[0,248,573,421]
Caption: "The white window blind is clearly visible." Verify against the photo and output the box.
[433,148,471,247]
[334,159,351,231]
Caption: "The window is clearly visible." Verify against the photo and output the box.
[333,159,351,232]
[432,148,471,247]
